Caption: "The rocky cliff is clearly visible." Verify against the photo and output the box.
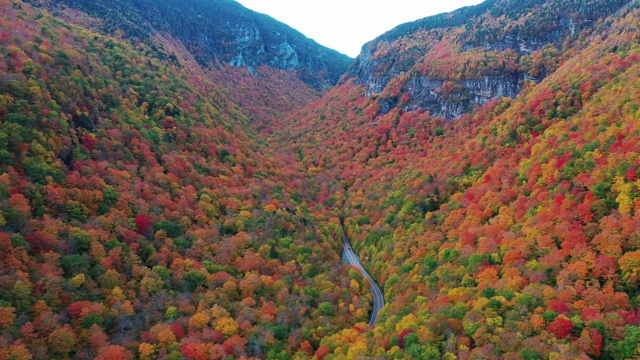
[27,0,352,89]
[348,0,630,118]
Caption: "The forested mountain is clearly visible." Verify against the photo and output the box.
[2,0,640,359]
[26,0,352,90]
[350,0,629,118]
[278,0,640,358]
[0,1,368,359]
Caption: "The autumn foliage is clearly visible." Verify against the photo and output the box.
[2,0,640,359]
[0,0,369,358]
[272,1,640,358]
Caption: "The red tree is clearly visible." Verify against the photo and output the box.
[134,215,152,235]
[548,316,574,339]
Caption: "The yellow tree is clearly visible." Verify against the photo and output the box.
[215,317,239,337]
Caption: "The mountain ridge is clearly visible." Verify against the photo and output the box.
[26,0,353,89]
[348,0,631,118]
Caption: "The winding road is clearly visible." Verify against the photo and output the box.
[342,239,385,326]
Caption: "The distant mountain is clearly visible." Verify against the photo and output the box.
[27,0,352,89]
[349,0,630,117]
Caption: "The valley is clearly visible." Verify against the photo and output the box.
[342,230,384,326]
[1,0,640,359]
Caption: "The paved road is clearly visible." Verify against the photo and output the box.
[342,239,385,326]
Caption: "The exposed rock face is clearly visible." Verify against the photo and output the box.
[226,22,299,70]
[28,0,352,89]
[351,43,530,118]
[403,75,522,118]
[348,0,630,118]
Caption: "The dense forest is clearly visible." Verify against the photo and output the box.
[279,0,640,357]
[0,1,369,359]
[2,0,640,359]
[23,0,353,89]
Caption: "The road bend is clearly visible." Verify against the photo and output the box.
[342,239,385,326]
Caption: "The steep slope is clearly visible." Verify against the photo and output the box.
[349,0,629,118]
[26,0,352,90]
[0,1,370,359]
[4,0,640,359]
[29,0,328,127]
[276,0,640,358]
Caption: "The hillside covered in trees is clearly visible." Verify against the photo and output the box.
[2,0,640,359]
[279,0,640,358]
[24,0,353,90]
[0,1,369,359]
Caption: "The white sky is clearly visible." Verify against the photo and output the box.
[234,0,485,57]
